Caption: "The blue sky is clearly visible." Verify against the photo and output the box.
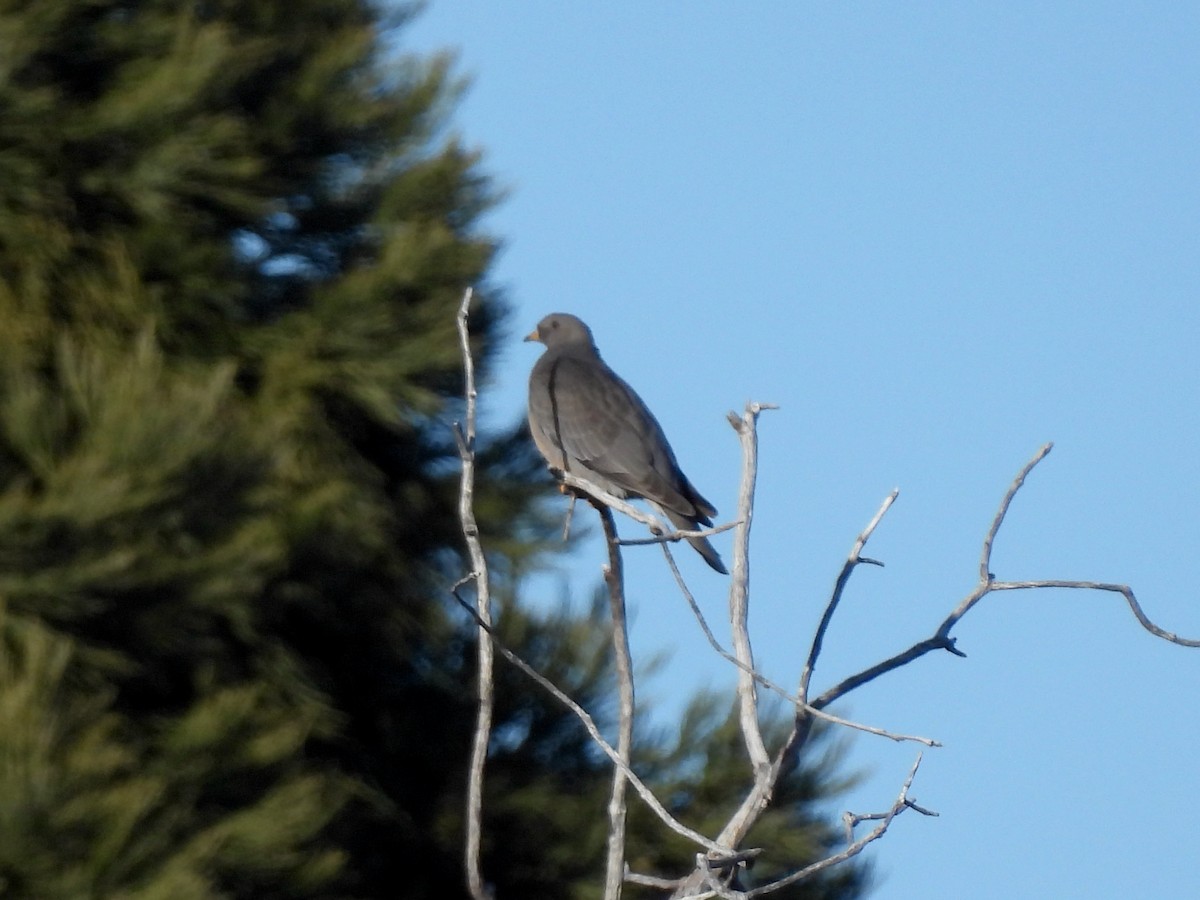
[404,5,1200,897]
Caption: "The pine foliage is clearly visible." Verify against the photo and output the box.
[0,2,870,897]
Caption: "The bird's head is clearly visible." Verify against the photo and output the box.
[524,313,596,349]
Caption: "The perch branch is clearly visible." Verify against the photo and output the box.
[599,505,635,900]
[558,470,739,552]
[617,520,740,547]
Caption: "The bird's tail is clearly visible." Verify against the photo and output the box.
[663,509,728,575]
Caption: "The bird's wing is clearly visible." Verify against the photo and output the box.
[531,352,703,519]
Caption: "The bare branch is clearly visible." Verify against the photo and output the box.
[986,580,1200,647]
[661,542,938,747]
[803,706,940,746]
[727,402,774,773]
[559,471,664,527]
[799,489,899,704]
[812,635,962,711]
[454,287,495,900]
[708,483,906,852]
[979,442,1053,582]
[448,588,730,856]
[599,505,635,900]
[815,443,1200,713]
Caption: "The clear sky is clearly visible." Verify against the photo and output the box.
[403,5,1200,897]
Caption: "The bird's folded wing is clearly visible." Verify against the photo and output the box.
[534,354,698,517]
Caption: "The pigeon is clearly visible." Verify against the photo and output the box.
[526,312,727,574]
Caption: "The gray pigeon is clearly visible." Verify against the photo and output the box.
[525,313,727,574]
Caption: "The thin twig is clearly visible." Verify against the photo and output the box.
[812,636,962,711]
[559,471,663,526]
[562,492,576,541]
[454,287,494,900]
[600,505,635,900]
[558,470,739,549]
[979,442,1053,582]
[799,489,898,703]
[625,871,685,890]
[741,753,930,898]
[618,520,740,547]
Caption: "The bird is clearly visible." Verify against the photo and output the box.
[525,312,727,574]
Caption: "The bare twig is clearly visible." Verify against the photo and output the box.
[667,754,929,899]
[799,489,898,704]
[562,492,577,541]
[812,635,962,711]
[559,471,665,527]
[979,442,1053,582]
[712,484,901,852]
[625,870,685,890]
[710,403,785,852]
[617,520,740,547]
[558,470,739,550]
[599,505,635,900]
[742,753,930,898]
[454,288,494,900]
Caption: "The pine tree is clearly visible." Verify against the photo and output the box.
[0,1,530,895]
[0,2,871,898]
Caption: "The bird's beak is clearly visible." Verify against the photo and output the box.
[524,327,540,343]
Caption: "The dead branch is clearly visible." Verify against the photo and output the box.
[799,490,898,704]
[727,403,773,774]
[453,288,495,900]
[667,755,931,899]
[812,442,1200,715]
[712,469,900,854]
[448,587,730,856]
[600,505,635,900]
